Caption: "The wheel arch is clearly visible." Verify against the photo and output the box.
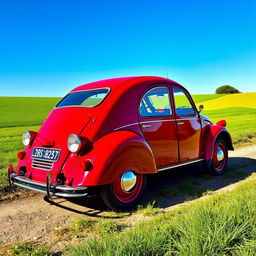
[217,130,234,151]
[81,130,157,186]
[203,125,233,167]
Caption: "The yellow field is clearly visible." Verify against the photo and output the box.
[198,92,256,110]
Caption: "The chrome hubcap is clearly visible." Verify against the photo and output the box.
[217,148,224,162]
[121,171,137,193]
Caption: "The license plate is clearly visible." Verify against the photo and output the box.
[31,147,61,162]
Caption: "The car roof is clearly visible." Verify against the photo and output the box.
[70,76,181,93]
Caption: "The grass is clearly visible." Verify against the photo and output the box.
[94,220,125,236]
[179,180,204,196]
[66,173,256,256]
[157,186,179,197]
[0,125,40,189]
[137,201,162,216]
[72,218,96,232]
[191,93,225,103]
[53,217,125,241]
[203,107,256,145]
[0,97,60,128]
[9,243,51,256]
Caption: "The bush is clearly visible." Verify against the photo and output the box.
[215,85,241,94]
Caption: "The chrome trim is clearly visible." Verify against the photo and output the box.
[54,87,111,109]
[140,119,174,124]
[32,159,54,171]
[10,174,88,197]
[114,120,171,131]
[158,159,204,172]
[142,124,151,128]
[217,149,224,162]
[114,122,139,131]
[114,119,193,131]
[121,171,137,192]
[14,175,47,187]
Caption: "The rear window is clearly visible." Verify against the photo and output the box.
[56,89,109,108]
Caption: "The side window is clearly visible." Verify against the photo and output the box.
[173,88,196,117]
[140,87,172,117]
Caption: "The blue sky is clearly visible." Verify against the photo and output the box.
[0,0,255,96]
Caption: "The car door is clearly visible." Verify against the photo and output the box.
[172,87,201,162]
[138,86,179,167]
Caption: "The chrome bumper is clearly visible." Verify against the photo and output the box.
[9,173,88,198]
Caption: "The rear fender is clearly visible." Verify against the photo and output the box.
[64,131,157,186]
[203,125,234,167]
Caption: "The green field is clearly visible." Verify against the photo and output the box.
[0,97,60,128]
[0,94,255,190]
[0,97,60,189]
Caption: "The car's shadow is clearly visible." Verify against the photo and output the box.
[44,156,256,218]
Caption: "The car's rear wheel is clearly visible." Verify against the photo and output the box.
[100,170,146,210]
[205,138,228,175]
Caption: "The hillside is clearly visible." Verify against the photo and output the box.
[197,92,256,110]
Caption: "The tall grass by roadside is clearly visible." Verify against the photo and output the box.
[9,243,50,256]
[66,174,256,256]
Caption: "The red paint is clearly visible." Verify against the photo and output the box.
[216,120,227,127]
[11,76,233,200]
[17,151,26,160]
[203,125,233,166]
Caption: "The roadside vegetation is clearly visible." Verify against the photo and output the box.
[65,174,256,256]
[8,173,256,255]
[0,93,255,191]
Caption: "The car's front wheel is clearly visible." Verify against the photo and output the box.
[100,170,146,210]
[205,138,228,175]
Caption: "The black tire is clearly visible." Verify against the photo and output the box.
[204,138,228,175]
[100,172,147,211]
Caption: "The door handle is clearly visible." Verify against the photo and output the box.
[142,124,151,128]
[177,121,184,125]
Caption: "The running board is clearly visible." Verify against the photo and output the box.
[158,159,204,172]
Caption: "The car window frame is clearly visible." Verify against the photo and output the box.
[172,87,198,118]
[139,86,173,119]
[54,87,111,109]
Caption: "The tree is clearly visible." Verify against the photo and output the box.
[215,85,241,94]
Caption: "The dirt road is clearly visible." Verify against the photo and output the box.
[0,144,255,251]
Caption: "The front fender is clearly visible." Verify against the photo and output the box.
[203,125,234,167]
[64,131,157,186]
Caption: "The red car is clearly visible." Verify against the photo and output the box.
[8,76,233,210]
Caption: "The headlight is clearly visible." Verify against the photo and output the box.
[22,131,31,146]
[68,134,82,153]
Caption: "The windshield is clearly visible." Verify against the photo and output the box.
[56,89,109,108]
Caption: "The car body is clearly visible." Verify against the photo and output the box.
[8,76,234,209]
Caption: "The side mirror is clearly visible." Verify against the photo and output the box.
[198,104,204,113]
